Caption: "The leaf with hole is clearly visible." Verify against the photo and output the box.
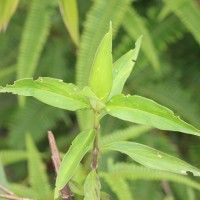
[106,94,200,136]
[103,141,200,176]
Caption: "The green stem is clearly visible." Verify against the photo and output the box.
[92,110,100,170]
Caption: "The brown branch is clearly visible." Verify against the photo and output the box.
[161,180,173,196]
[0,185,15,195]
[0,194,32,200]
[48,131,73,200]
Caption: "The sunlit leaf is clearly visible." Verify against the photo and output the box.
[84,170,101,200]
[0,0,19,32]
[58,0,79,46]
[89,23,113,102]
[0,77,90,111]
[55,130,95,198]
[106,94,200,136]
[109,36,142,98]
[103,141,200,176]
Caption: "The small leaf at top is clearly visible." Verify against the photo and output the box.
[0,77,90,111]
[106,94,200,136]
[55,129,95,199]
[109,36,142,99]
[84,170,101,200]
[103,141,200,176]
[89,23,113,102]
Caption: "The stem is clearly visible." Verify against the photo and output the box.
[92,111,100,170]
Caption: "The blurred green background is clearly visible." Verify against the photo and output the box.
[0,0,200,199]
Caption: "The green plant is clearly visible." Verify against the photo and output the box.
[0,23,200,199]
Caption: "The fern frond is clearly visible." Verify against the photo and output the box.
[8,184,36,199]
[104,162,200,191]
[0,150,27,165]
[17,0,54,79]
[100,125,152,147]
[8,98,66,148]
[161,0,200,44]
[122,7,159,70]
[76,0,131,130]
[26,134,52,198]
[102,173,134,200]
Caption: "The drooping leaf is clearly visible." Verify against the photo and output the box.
[106,94,200,136]
[55,129,95,198]
[84,170,101,200]
[0,77,90,111]
[26,134,51,198]
[58,0,79,46]
[0,0,19,32]
[103,141,200,176]
[89,23,113,102]
[109,36,142,98]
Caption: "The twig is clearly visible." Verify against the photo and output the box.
[0,194,32,200]
[0,185,15,195]
[161,180,173,196]
[48,131,73,200]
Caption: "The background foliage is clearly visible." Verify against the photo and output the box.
[0,0,200,199]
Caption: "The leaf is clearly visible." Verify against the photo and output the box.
[106,94,200,136]
[0,77,90,111]
[55,129,95,198]
[89,23,113,102]
[100,192,112,200]
[109,36,142,98]
[84,170,101,200]
[58,0,79,46]
[0,0,19,32]
[103,141,200,176]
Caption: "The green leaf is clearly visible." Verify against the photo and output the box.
[0,77,90,111]
[109,36,142,98]
[106,94,200,136]
[0,0,19,32]
[58,0,79,46]
[55,129,95,198]
[103,141,200,176]
[84,170,101,200]
[89,23,113,102]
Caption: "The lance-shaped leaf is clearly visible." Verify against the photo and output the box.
[58,0,79,46]
[89,24,113,102]
[0,77,90,111]
[106,94,200,136]
[55,130,95,199]
[103,141,200,176]
[0,0,19,32]
[84,170,101,200]
[109,36,142,99]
